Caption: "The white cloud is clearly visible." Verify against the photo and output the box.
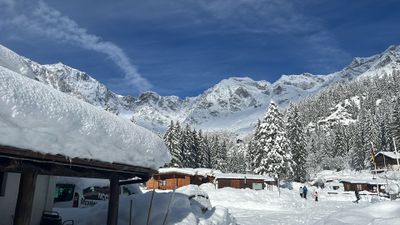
[0,0,151,93]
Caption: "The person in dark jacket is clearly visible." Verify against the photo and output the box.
[303,186,308,199]
[354,189,360,203]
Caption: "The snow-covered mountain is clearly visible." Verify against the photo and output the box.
[1,44,399,135]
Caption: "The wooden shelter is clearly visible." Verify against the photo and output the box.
[146,168,216,190]
[214,173,274,190]
[340,179,386,192]
[375,151,400,170]
[0,71,168,225]
[0,145,155,225]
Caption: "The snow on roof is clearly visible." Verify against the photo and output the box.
[312,170,389,185]
[0,66,170,169]
[339,178,387,185]
[376,151,400,159]
[214,173,274,181]
[157,168,221,177]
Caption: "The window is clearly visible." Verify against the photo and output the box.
[333,186,339,190]
[159,180,166,186]
[0,172,7,196]
[54,183,75,202]
[356,184,362,191]
[83,186,109,200]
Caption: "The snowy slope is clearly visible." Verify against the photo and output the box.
[0,65,170,169]
[0,45,36,79]
[0,44,399,135]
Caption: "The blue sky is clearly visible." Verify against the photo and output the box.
[0,0,400,97]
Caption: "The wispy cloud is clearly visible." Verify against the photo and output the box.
[176,0,350,70]
[0,0,151,93]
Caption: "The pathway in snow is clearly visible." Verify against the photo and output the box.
[225,200,367,225]
[201,184,370,225]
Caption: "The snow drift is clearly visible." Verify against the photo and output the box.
[57,190,237,225]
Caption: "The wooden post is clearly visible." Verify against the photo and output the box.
[107,176,120,225]
[14,171,37,225]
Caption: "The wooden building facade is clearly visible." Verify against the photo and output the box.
[214,173,275,190]
[146,168,215,190]
[375,151,400,170]
[340,179,386,192]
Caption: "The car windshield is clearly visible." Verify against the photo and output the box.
[54,184,75,202]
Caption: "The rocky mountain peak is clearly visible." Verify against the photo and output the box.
[1,43,399,134]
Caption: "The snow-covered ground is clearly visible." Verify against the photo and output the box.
[55,181,400,225]
[200,183,400,225]
[57,185,236,225]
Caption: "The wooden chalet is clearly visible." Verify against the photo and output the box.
[340,178,386,193]
[375,151,400,170]
[146,168,217,190]
[214,173,275,190]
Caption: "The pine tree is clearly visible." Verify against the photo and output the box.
[391,97,400,144]
[217,140,228,172]
[191,129,200,168]
[181,124,195,167]
[254,102,294,179]
[286,104,307,182]
[249,119,262,172]
[227,140,247,173]
[164,121,183,167]
[203,135,213,168]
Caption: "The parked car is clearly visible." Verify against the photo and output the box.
[54,177,140,208]
[177,185,212,212]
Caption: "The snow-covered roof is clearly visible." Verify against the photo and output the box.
[157,168,221,177]
[214,173,274,181]
[311,169,391,185]
[339,178,387,185]
[0,66,170,169]
[376,151,400,159]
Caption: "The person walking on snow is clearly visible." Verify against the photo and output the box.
[313,191,319,201]
[299,186,303,198]
[303,186,308,199]
[354,189,360,203]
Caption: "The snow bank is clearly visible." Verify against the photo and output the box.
[0,66,170,169]
[57,190,236,225]
[314,201,400,225]
[200,183,296,210]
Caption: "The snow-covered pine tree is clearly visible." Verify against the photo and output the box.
[191,129,200,168]
[286,104,307,182]
[226,139,247,173]
[391,97,400,144]
[217,140,228,172]
[181,124,195,167]
[203,135,213,168]
[197,130,208,168]
[254,101,294,179]
[164,121,183,167]
[249,119,262,172]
